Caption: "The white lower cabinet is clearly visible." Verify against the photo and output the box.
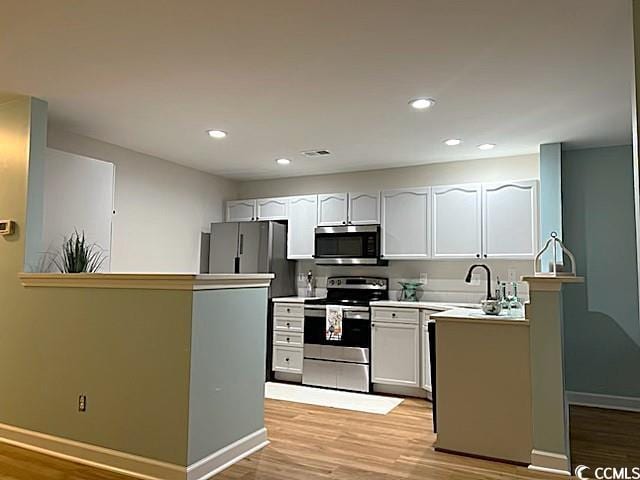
[272,302,304,376]
[273,346,303,374]
[371,308,420,387]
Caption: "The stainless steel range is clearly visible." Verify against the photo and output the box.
[303,276,388,392]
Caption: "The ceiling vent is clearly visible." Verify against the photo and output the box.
[301,149,331,157]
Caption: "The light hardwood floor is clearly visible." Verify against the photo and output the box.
[0,398,556,480]
[217,398,552,480]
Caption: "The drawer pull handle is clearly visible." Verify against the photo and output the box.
[285,357,290,362]
[286,322,291,327]
[286,308,290,312]
[286,337,290,342]
[392,313,396,318]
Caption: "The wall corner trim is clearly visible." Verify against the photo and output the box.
[186,428,268,480]
[529,449,571,476]
[0,422,268,480]
[566,391,640,412]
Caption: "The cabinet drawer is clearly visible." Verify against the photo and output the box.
[274,331,304,347]
[274,316,304,332]
[274,303,304,318]
[273,346,303,373]
[372,307,419,324]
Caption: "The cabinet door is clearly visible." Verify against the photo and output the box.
[421,325,432,391]
[432,184,482,259]
[380,188,430,259]
[348,192,380,225]
[482,181,538,259]
[288,195,318,259]
[317,193,348,226]
[226,200,256,222]
[371,321,419,387]
[256,197,288,220]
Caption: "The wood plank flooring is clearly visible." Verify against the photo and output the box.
[0,398,556,480]
[570,405,640,470]
[217,398,551,480]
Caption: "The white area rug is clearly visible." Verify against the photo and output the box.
[265,382,403,415]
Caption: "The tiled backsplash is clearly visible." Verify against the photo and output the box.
[295,259,532,304]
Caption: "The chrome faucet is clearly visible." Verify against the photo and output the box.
[464,264,494,300]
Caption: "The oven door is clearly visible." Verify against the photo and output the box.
[304,306,371,348]
[304,306,370,364]
[314,225,383,265]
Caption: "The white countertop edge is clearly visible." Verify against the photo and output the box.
[19,273,275,291]
[431,308,528,324]
[272,296,322,303]
[370,300,481,311]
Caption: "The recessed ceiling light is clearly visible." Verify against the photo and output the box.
[207,129,227,139]
[409,97,436,110]
[444,138,462,146]
[478,143,496,150]
[275,158,291,165]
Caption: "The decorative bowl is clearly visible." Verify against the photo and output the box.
[481,299,502,316]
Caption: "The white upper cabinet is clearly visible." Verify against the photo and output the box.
[317,193,348,226]
[431,184,482,259]
[482,180,539,259]
[256,197,288,221]
[288,195,318,259]
[348,192,380,225]
[381,187,430,259]
[226,200,256,222]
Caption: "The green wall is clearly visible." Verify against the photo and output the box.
[0,97,192,465]
[562,145,640,398]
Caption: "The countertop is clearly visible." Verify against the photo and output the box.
[19,273,275,291]
[369,300,481,311]
[272,296,321,303]
[432,308,528,324]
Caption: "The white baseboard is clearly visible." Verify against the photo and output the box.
[373,383,428,399]
[187,428,268,480]
[0,422,268,480]
[566,391,640,412]
[0,421,184,480]
[530,449,570,476]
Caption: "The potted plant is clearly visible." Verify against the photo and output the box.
[50,230,107,273]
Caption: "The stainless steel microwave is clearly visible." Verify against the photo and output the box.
[314,225,387,265]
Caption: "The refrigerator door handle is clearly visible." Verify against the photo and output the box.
[239,234,244,254]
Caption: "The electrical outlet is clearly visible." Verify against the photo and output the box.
[420,273,428,285]
[470,273,481,286]
[78,394,87,412]
[507,269,517,282]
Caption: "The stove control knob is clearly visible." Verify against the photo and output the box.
[329,280,335,286]
[337,280,342,285]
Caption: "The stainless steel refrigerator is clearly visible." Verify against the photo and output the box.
[204,221,296,381]
[206,221,295,298]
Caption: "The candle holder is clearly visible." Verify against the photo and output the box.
[534,232,576,277]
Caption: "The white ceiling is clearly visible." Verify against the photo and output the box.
[0,0,633,180]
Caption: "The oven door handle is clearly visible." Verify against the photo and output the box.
[304,310,370,320]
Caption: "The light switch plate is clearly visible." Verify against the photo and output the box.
[420,273,428,285]
[471,273,481,286]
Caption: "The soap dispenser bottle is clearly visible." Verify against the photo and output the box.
[305,270,315,297]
